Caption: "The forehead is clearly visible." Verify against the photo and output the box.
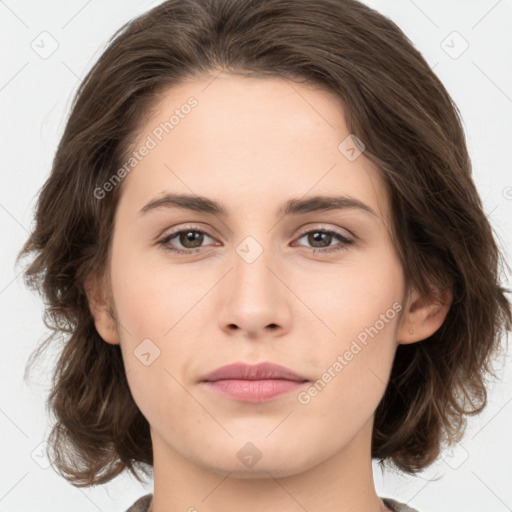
[118,72,390,224]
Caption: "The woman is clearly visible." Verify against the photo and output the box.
[18,0,511,511]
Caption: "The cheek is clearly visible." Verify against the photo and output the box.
[299,253,402,398]
[110,245,208,340]
[123,354,203,446]
[298,276,401,422]
[301,250,403,343]
[110,246,209,402]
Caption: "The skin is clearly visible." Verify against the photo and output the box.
[86,72,452,512]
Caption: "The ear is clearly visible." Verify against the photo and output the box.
[84,270,120,345]
[397,284,452,344]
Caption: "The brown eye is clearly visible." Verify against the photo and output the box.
[294,228,354,254]
[159,227,215,254]
[158,226,354,255]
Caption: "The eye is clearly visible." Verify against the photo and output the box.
[158,225,216,254]
[157,226,354,255]
[292,228,354,254]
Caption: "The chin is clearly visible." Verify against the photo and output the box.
[195,441,319,480]
[206,458,311,480]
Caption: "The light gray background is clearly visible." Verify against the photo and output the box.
[1,1,511,511]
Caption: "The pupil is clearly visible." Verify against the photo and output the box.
[310,232,330,247]
[181,231,202,248]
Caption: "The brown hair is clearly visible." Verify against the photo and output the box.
[17,0,511,487]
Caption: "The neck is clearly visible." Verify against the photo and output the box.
[149,415,389,512]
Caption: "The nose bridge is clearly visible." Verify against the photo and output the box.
[231,233,277,300]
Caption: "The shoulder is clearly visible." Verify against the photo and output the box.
[125,493,153,512]
[381,496,420,512]
[125,494,418,512]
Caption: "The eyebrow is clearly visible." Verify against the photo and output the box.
[139,193,378,218]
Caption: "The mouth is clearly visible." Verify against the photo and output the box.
[200,361,309,403]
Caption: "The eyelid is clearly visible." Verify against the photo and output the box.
[295,223,354,240]
[159,222,354,240]
[157,222,217,240]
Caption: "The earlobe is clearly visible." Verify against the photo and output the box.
[397,286,453,344]
[84,271,120,345]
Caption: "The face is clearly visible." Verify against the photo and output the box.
[96,72,410,479]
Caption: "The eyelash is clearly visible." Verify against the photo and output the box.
[157,225,354,255]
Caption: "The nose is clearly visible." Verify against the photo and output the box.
[216,241,293,339]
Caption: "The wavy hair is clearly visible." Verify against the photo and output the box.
[17,0,511,486]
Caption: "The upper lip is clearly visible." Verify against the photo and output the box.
[201,362,309,382]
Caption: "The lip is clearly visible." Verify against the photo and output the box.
[200,362,309,403]
[201,361,308,382]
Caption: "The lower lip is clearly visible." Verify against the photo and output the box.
[203,379,308,402]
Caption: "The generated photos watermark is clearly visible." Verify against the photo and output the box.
[297,300,403,405]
